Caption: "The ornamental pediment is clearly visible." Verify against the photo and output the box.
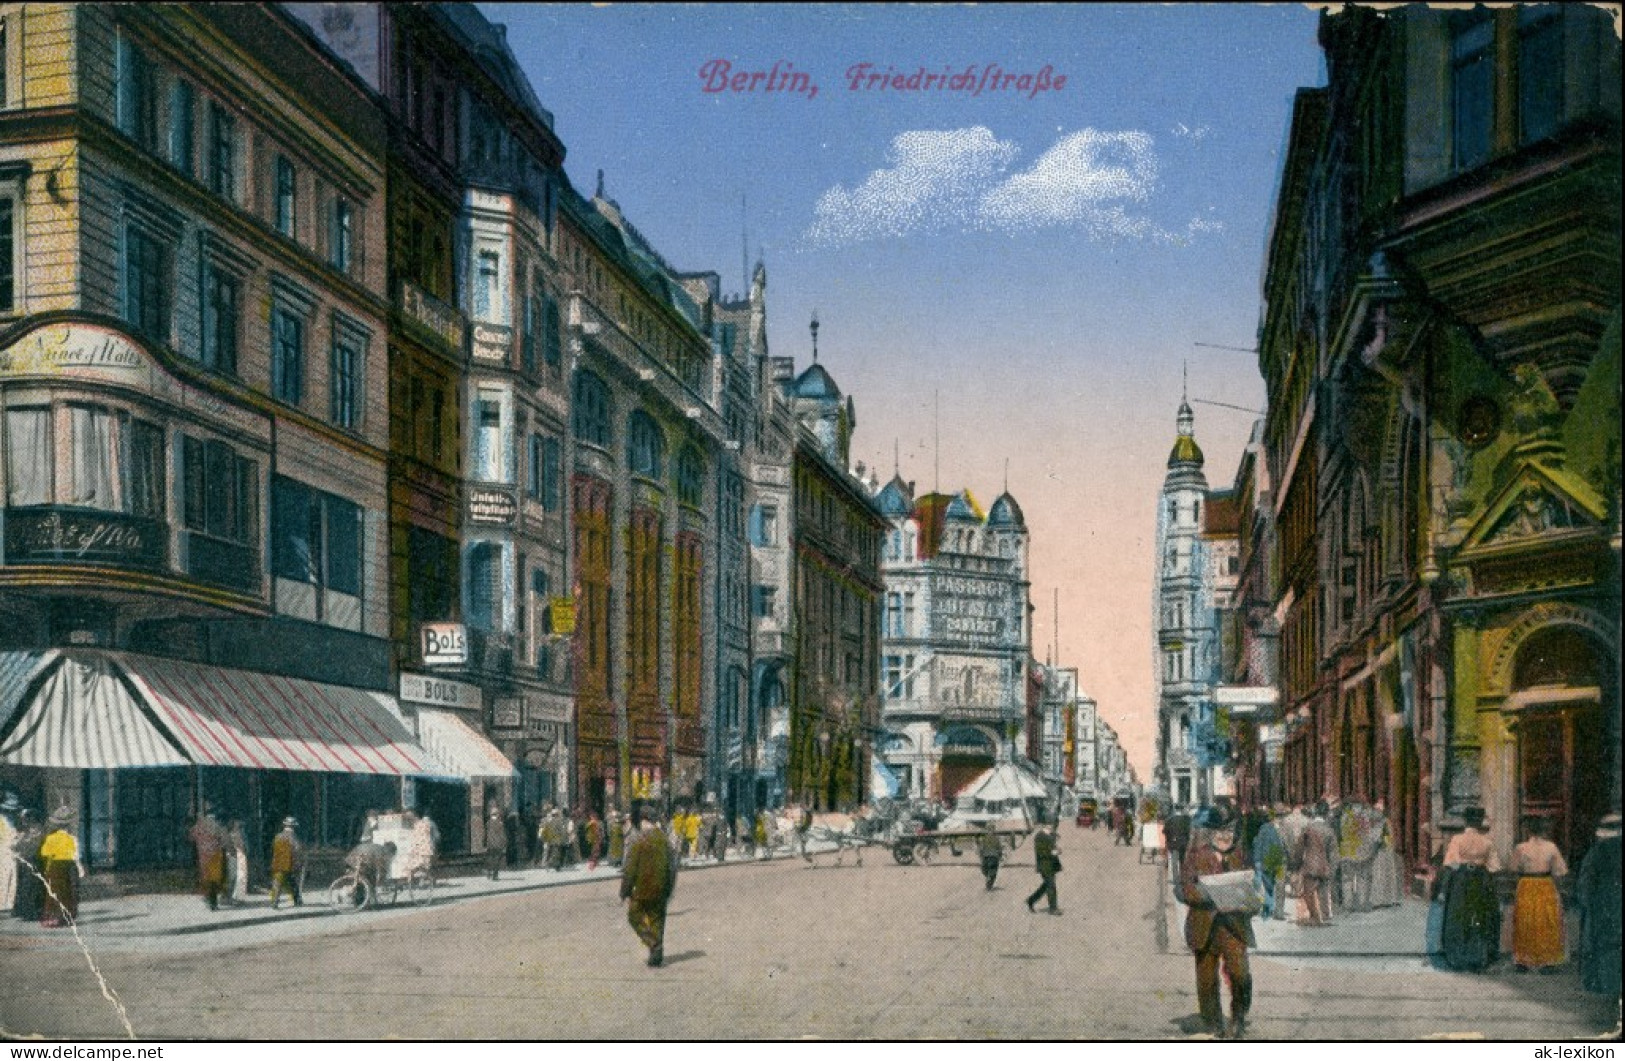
[1457,461,1606,557]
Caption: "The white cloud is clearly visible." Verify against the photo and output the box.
[802,127,1018,246]
[976,129,1158,234]
[803,126,1213,247]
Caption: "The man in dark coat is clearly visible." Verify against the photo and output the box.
[621,801,679,966]
[1575,813,1621,997]
[1164,809,1193,883]
[483,804,507,881]
[1181,805,1257,1039]
[1025,821,1061,914]
[1296,803,1337,926]
[977,819,1004,890]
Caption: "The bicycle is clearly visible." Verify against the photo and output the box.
[326,866,436,912]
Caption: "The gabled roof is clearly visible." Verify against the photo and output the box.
[987,492,1025,529]
[945,490,983,522]
[791,362,841,400]
[875,475,913,518]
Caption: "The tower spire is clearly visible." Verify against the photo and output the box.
[810,310,819,363]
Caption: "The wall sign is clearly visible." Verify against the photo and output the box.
[419,622,468,666]
[468,488,517,525]
[399,672,482,711]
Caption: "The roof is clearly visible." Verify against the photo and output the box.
[987,491,1025,528]
[945,490,983,522]
[1203,491,1241,537]
[433,4,554,131]
[791,362,842,400]
[875,475,913,517]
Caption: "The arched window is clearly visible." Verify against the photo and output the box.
[676,444,706,507]
[573,370,610,447]
[627,410,664,477]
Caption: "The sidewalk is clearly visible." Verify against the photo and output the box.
[1253,899,1429,957]
[0,841,828,952]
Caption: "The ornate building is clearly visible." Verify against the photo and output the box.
[875,475,1032,801]
[1261,4,1619,874]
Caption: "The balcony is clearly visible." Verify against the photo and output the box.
[397,281,468,357]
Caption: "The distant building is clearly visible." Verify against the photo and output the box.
[875,476,1032,801]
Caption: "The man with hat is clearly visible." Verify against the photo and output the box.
[269,816,305,909]
[0,793,20,914]
[620,801,679,966]
[1179,804,1256,1039]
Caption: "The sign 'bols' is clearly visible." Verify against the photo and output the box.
[420,622,468,666]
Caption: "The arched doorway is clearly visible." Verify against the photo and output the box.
[1507,626,1615,866]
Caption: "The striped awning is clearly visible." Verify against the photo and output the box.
[0,651,57,731]
[415,709,514,781]
[117,653,431,776]
[0,654,187,768]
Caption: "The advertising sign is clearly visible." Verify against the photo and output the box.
[420,622,468,666]
[468,488,517,525]
[399,672,482,711]
[548,598,577,635]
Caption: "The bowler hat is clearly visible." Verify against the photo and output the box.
[47,805,75,828]
[1195,805,1236,831]
[282,816,298,828]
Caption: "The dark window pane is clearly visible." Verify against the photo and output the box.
[327,495,361,596]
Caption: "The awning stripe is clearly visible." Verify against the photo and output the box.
[0,655,187,768]
[0,651,57,736]
[415,709,514,781]
[118,653,428,776]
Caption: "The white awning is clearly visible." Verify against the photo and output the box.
[414,708,514,781]
[0,654,187,768]
[963,762,1049,803]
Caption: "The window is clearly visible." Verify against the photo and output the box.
[330,199,353,273]
[271,306,304,405]
[407,525,457,627]
[123,224,169,340]
[521,290,538,373]
[4,407,50,506]
[116,33,156,149]
[168,80,194,177]
[466,541,501,632]
[200,263,239,374]
[751,585,776,619]
[208,102,236,200]
[751,503,778,546]
[573,371,611,447]
[628,412,664,478]
[274,156,296,237]
[676,445,705,507]
[181,436,256,544]
[527,433,561,511]
[0,21,6,109]
[543,298,562,368]
[1518,8,1564,144]
[271,476,362,598]
[0,191,13,311]
[330,321,365,430]
[472,389,505,482]
[474,249,500,321]
[885,655,904,699]
[1451,14,1495,171]
[532,567,553,675]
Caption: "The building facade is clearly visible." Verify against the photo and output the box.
[875,476,1032,801]
[0,3,426,869]
[1259,4,1620,875]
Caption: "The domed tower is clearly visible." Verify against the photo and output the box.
[987,490,1029,572]
[1152,394,1211,809]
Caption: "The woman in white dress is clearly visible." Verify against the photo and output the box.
[1366,801,1404,908]
[227,820,250,904]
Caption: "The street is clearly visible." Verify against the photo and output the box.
[0,823,1616,1040]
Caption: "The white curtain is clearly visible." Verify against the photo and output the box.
[69,406,122,510]
[5,407,52,506]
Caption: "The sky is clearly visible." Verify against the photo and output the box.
[485,3,1329,779]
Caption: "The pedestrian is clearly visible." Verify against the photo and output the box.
[540,808,563,870]
[38,807,85,928]
[1438,806,1501,972]
[226,819,249,905]
[1509,816,1568,973]
[1575,812,1621,996]
[1025,819,1061,914]
[1366,801,1404,909]
[484,804,507,881]
[269,817,304,909]
[1296,802,1336,926]
[794,804,814,863]
[561,810,578,869]
[977,819,1004,890]
[1164,807,1193,884]
[754,810,770,858]
[344,839,395,906]
[620,801,679,967]
[1180,805,1256,1040]
[403,812,438,883]
[584,812,603,870]
[189,805,228,911]
[1335,800,1368,913]
[1273,804,1309,920]
[11,810,45,922]
[521,804,541,867]
[0,793,19,914]
[1250,808,1287,920]
[683,807,702,861]
[607,811,626,868]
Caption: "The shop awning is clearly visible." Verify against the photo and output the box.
[0,653,188,768]
[414,708,514,781]
[117,653,431,776]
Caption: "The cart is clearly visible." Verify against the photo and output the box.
[328,813,437,912]
[888,821,1030,865]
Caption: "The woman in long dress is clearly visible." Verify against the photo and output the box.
[1439,807,1501,972]
[38,806,85,927]
[1366,801,1404,908]
[11,811,45,921]
[1509,816,1568,972]
[227,820,249,904]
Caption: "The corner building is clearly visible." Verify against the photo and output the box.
[0,4,423,873]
